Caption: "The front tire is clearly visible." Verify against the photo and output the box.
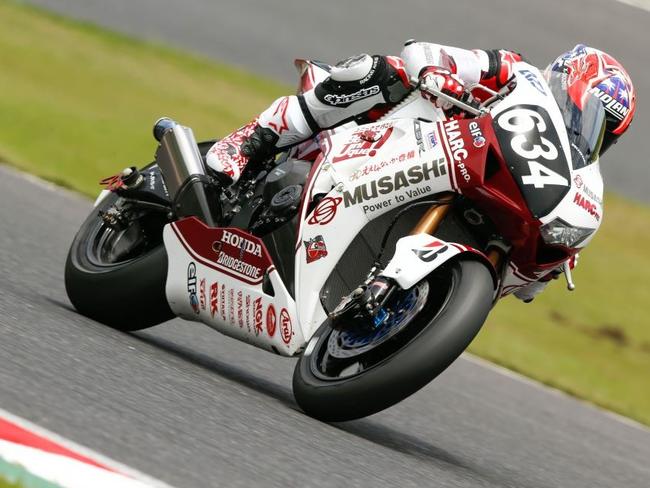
[293,258,494,422]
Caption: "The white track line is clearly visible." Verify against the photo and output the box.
[616,0,650,12]
[0,408,175,488]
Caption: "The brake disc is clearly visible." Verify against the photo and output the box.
[327,281,429,359]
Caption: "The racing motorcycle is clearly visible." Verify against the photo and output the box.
[65,60,604,421]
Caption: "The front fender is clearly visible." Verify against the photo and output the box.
[380,233,498,290]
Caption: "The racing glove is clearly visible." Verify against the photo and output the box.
[418,66,478,114]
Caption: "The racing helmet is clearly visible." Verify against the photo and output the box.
[545,44,636,155]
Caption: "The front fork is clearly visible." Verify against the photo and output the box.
[412,191,506,271]
[331,192,503,324]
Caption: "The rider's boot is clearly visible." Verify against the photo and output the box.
[205,95,314,183]
[206,54,411,183]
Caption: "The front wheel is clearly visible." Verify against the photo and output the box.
[293,258,494,422]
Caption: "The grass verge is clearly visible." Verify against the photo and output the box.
[1,0,648,425]
[0,0,287,195]
[0,478,23,488]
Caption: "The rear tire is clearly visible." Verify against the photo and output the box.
[293,258,494,422]
[65,192,173,331]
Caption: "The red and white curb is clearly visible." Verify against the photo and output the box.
[0,408,174,488]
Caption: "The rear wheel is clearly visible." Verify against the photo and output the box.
[65,192,172,331]
[293,258,494,422]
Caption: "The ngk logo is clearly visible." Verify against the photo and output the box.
[254,297,263,335]
[221,230,262,257]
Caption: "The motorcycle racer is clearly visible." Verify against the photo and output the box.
[206,42,636,302]
[206,41,529,182]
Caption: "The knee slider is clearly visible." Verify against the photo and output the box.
[330,54,375,82]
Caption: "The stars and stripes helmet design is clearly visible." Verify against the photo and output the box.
[547,44,636,154]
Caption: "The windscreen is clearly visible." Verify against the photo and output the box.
[545,72,606,170]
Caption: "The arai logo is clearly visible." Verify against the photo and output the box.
[280,308,293,345]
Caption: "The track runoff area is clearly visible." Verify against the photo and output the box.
[0,408,172,488]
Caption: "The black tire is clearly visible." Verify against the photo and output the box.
[293,258,494,422]
[65,191,173,331]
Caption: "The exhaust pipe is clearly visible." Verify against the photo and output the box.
[153,117,219,226]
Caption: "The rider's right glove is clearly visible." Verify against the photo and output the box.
[418,66,478,115]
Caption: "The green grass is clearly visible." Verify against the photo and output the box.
[471,192,650,424]
[0,0,286,195]
[1,0,649,425]
[0,478,22,488]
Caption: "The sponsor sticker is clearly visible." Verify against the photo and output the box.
[237,290,244,327]
[573,192,600,221]
[519,69,547,95]
[412,240,449,262]
[468,121,486,148]
[253,297,263,335]
[266,305,277,337]
[332,125,393,163]
[214,228,271,284]
[444,119,471,183]
[221,229,262,258]
[308,196,342,225]
[245,295,251,332]
[187,262,200,314]
[349,150,416,181]
[280,308,293,345]
[341,159,446,212]
[426,131,438,149]
[573,174,583,188]
[210,282,219,317]
[199,278,206,310]
[220,284,227,322]
[573,174,602,204]
[414,120,425,152]
[304,235,328,263]
[228,289,235,324]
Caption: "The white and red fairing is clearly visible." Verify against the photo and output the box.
[162,63,602,355]
[164,219,304,354]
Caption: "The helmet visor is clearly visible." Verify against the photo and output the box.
[546,72,606,169]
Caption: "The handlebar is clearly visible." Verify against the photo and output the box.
[410,76,488,117]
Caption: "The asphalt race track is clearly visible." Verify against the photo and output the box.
[2,1,650,487]
[1,176,650,488]
[20,0,650,203]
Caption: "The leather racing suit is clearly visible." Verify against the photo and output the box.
[205,41,559,302]
[206,41,524,181]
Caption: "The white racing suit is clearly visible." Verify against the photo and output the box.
[206,41,562,302]
[206,41,525,181]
